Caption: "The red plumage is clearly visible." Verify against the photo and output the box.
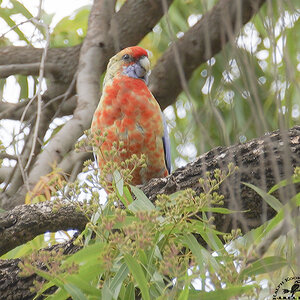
[91,46,170,185]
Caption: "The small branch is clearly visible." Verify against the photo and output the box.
[0,101,29,120]
[0,63,58,78]
[23,18,50,174]
[0,201,89,256]
[0,94,77,121]
[0,153,17,160]
[0,45,81,83]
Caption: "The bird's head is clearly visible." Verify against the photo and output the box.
[104,46,150,86]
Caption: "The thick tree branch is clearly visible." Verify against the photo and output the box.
[142,126,300,232]
[0,201,89,256]
[0,45,80,83]
[0,126,298,298]
[108,0,173,50]
[0,94,77,121]
[0,126,299,256]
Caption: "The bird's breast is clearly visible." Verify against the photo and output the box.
[91,75,167,184]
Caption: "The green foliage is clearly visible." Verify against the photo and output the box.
[50,6,90,47]
[13,158,299,299]
[0,0,33,43]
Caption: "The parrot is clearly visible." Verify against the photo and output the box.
[91,46,171,186]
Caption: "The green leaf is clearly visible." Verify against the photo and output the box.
[243,182,283,212]
[124,282,135,300]
[0,9,30,43]
[62,241,105,268]
[11,0,33,19]
[123,186,134,204]
[128,185,155,212]
[44,243,105,298]
[113,170,124,196]
[268,176,300,194]
[66,276,101,297]
[102,280,113,300]
[240,256,287,278]
[64,283,88,300]
[178,275,190,300]
[201,206,239,214]
[109,263,129,299]
[181,234,220,272]
[124,254,150,300]
[17,75,28,99]
[50,6,90,47]
[199,229,224,253]
[1,234,54,259]
[237,209,284,250]
[43,124,64,146]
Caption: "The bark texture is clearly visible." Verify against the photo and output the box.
[142,126,300,232]
[0,202,89,256]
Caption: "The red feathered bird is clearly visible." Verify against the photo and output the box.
[91,46,171,185]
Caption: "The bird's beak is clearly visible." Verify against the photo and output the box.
[139,56,150,73]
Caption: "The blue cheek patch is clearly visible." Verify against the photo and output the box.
[123,64,148,84]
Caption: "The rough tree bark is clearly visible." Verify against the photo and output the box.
[0,0,265,209]
[0,125,299,299]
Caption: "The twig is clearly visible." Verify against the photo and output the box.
[24,19,50,173]
[0,63,57,78]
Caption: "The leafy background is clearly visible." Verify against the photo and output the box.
[0,0,299,299]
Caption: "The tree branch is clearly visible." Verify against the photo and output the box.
[0,94,77,121]
[142,126,300,232]
[0,63,59,78]
[0,201,89,256]
[0,45,80,83]
[0,126,299,256]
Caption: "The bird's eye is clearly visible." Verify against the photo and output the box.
[122,54,131,60]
